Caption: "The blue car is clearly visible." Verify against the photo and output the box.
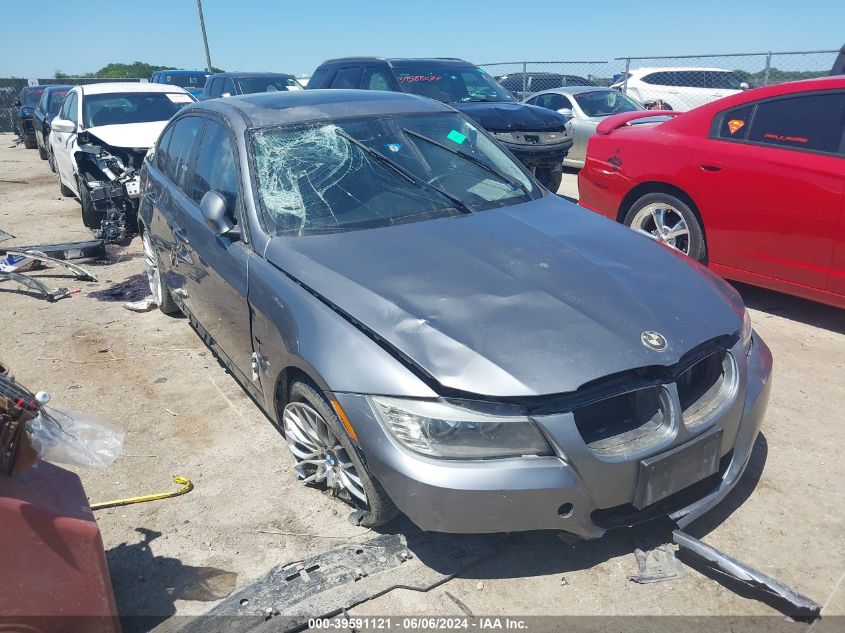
[149,70,209,98]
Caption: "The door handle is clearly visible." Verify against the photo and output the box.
[700,162,723,172]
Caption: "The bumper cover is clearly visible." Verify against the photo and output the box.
[337,333,772,537]
[500,138,573,169]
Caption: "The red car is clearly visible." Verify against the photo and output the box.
[578,77,845,309]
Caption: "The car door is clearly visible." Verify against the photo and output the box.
[691,90,845,292]
[178,118,256,390]
[52,90,79,190]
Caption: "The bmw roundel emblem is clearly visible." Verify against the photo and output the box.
[641,331,668,351]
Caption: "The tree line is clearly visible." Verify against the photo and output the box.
[54,61,223,79]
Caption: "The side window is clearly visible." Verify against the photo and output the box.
[164,116,205,193]
[223,78,237,96]
[549,94,571,110]
[191,121,241,221]
[748,92,845,154]
[155,124,175,172]
[307,68,328,88]
[38,91,48,113]
[714,104,754,141]
[66,93,78,123]
[363,67,392,91]
[640,73,660,85]
[206,78,218,96]
[331,67,363,89]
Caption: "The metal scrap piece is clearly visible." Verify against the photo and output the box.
[174,532,503,633]
[6,250,97,282]
[673,530,822,619]
[0,239,106,261]
[0,271,70,301]
[0,230,14,243]
[629,543,685,584]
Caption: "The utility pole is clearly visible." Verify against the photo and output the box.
[195,0,213,72]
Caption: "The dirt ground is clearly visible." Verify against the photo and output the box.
[1,134,843,631]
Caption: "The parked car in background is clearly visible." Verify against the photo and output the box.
[14,86,46,148]
[138,88,770,536]
[579,76,845,309]
[832,43,845,75]
[525,86,644,167]
[49,82,195,241]
[611,67,749,111]
[150,69,209,98]
[32,84,73,164]
[199,72,303,100]
[497,72,598,99]
[306,57,573,190]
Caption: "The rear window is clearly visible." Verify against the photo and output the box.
[236,77,302,94]
[162,73,208,89]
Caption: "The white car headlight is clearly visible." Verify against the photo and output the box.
[490,131,568,145]
[370,396,552,459]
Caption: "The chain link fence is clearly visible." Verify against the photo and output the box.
[0,77,145,134]
[482,49,840,111]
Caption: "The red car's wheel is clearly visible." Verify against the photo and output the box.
[624,193,707,262]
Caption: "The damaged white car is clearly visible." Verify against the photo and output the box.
[49,83,195,241]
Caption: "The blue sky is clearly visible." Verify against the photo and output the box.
[2,0,843,77]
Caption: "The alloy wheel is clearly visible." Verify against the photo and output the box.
[282,401,369,506]
[630,202,690,254]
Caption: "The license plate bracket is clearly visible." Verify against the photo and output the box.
[633,427,723,510]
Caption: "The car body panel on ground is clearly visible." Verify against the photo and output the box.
[524,86,645,167]
[579,76,845,309]
[138,89,770,535]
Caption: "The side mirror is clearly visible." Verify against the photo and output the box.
[739,82,750,91]
[50,118,75,133]
[200,191,236,236]
[556,107,574,118]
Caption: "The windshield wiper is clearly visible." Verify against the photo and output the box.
[402,128,530,196]
[333,128,472,215]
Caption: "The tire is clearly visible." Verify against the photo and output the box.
[142,228,180,315]
[38,142,48,160]
[283,381,398,528]
[536,166,563,192]
[23,134,37,150]
[48,150,56,173]
[78,177,101,229]
[623,192,706,262]
[58,171,74,197]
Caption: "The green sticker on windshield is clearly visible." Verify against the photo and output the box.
[447,129,467,144]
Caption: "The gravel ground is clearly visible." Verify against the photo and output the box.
[1,134,843,631]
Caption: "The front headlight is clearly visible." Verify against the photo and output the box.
[490,131,568,145]
[369,396,552,459]
[741,308,753,354]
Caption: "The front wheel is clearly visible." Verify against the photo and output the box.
[624,192,706,262]
[282,381,397,528]
[23,135,36,149]
[535,165,563,192]
[142,228,180,314]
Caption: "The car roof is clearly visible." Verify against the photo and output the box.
[79,82,192,95]
[631,67,732,75]
[42,84,74,92]
[161,69,209,75]
[319,57,472,68]
[208,72,295,79]
[184,88,454,128]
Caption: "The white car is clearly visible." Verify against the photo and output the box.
[611,67,749,111]
[49,82,194,240]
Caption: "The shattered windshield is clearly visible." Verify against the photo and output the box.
[394,66,514,103]
[236,77,303,94]
[251,112,537,235]
[82,92,193,128]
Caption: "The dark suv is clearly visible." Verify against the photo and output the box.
[307,58,573,190]
[199,72,303,100]
[497,72,597,99]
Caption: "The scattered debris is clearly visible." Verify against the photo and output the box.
[629,543,685,584]
[4,249,97,281]
[0,270,73,301]
[124,295,158,312]
[176,533,504,633]
[673,530,822,620]
[0,239,106,261]
[90,475,193,510]
[444,590,474,617]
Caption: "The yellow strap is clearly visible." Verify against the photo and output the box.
[90,476,193,510]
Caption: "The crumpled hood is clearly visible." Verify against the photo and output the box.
[84,121,168,149]
[454,102,569,132]
[265,196,742,397]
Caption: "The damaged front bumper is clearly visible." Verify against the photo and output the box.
[336,333,772,536]
[75,137,146,242]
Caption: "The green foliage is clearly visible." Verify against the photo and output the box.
[54,61,182,79]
